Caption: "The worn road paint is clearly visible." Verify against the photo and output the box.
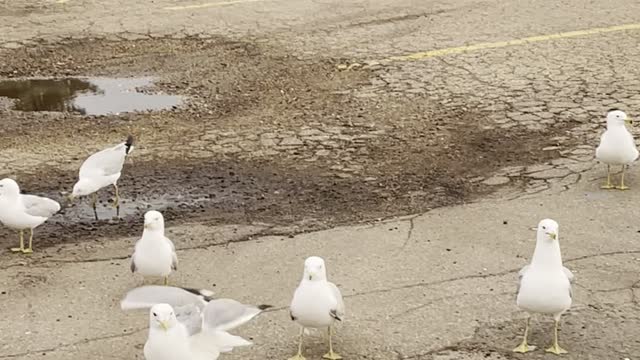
[164,0,264,10]
[388,23,640,61]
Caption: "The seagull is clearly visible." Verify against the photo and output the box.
[0,178,60,253]
[121,285,271,360]
[69,135,134,219]
[289,256,345,360]
[595,109,638,189]
[131,210,178,285]
[514,219,574,355]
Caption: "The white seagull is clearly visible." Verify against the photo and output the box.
[69,135,134,219]
[514,219,574,355]
[595,109,638,189]
[121,285,271,360]
[289,256,345,360]
[131,210,178,285]
[0,178,60,253]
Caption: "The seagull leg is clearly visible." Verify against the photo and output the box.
[92,192,99,220]
[601,165,615,189]
[22,229,34,254]
[323,325,342,360]
[617,165,629,190]
[287,327,306,360]
[10,230,25,252]
[546,318,568,354]
[163,276,169,286]
[113,184,120,217]
[513,317,536,353]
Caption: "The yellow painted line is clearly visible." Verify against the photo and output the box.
[164,0,264,10]
[388,23,640,61]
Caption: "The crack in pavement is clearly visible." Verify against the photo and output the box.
[348,249,640,298]
[0,328,145,358]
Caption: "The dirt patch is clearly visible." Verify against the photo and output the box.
[0,37,575,250]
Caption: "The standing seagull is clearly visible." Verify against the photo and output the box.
[121,285,271,360]
[514,219,574,355]
[0,178,60,253]
[69,135,134,219]
[595,109,638,189]
[131,210,178,285]
[289,256,345,360]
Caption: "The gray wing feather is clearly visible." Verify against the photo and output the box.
[202,299,264,332]
[79,143,127,178]
[174,303,203,336]
[166,237,178,271]
[563,266,575,282]
[120,286,208,311]
[516,264,530,296]
[563,266,574,299]
[21,195,60,218]
[328,282,345,320]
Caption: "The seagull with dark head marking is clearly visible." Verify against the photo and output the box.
[69,135,134,219]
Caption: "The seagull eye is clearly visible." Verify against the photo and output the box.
[153,312,157,317]
[542,226,546,230]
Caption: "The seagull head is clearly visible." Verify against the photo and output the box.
[606,109,632,128]
[149,304,178,332]
[537,218,559,241]
[144,210,165,231]
[70,179,99,200]
[0,178,21,198]
[303,256,328,281]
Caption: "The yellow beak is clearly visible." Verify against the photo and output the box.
[625,118,633,126]
[67,194,75,201]
[144,223,150,229]
[160,321,169,331]
[547,232,557,240]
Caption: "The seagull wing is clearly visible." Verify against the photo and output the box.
[120,286,210,311]
[165,237,178,271]
[79,142,128,178]
[21,194,60,218]
[194,299,269,353]
[563,266,575,282]
[202,298,268,332]
[174,303,204,336]
[516,264,530,295]
[328,282,345,320]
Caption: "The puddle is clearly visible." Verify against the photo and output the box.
[0,77,182,115]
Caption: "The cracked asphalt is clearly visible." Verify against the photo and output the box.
[1,0,640,359]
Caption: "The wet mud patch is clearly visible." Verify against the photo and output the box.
[0,156,465,249]
[0,37,578,250]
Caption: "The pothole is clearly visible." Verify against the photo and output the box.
[0,77,182,115]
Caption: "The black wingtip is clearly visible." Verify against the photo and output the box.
[181,287,215,301]
[258,304,273,311]
[125,135,134,154]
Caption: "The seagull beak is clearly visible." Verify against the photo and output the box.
[67,194,75,202]
[625,118,634,126]
[547,232,557,240]
[160,321,169,331]
[144,223,150,229]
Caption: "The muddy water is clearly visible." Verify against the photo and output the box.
[0,77,182,115]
